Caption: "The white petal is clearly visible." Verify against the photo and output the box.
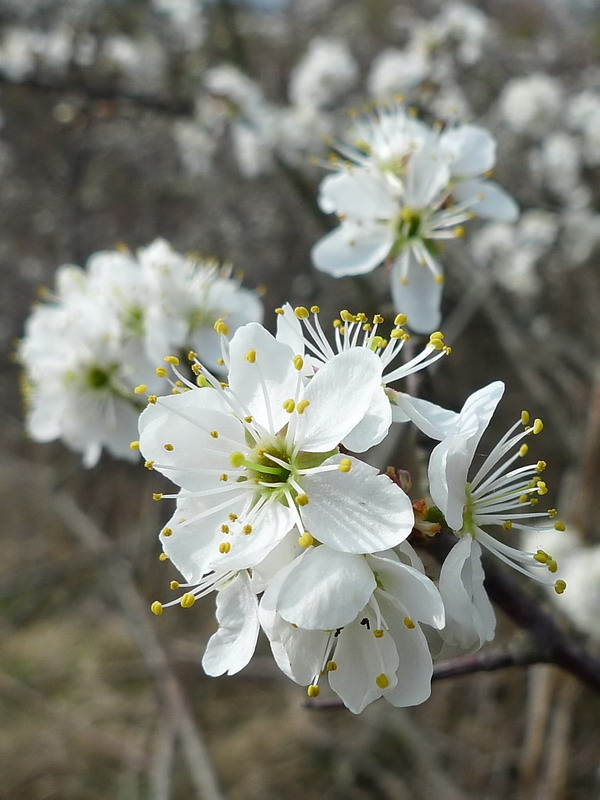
[296,348,384,452]
[405,145,452,206]
[318,168,398,219]
[139,395,246,492]
[380,598,434,707]
[367,554,445,629]
[390,391,460,440]
[390,252,443,334]
[328,617,399,714]
[276,546,376,629]
[202,573,260,676]
[228,323,298,434]
[428,434,470,530]
[441,125,497,178]
[453,178,519,222]
[438,536,496,651]
[343,386,393,452]
[301,456,414,553]
[311,222,394,277]
[275,303,305,353]
[457,380,504,438]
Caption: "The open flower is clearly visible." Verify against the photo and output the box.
[311,103,518,333]
[260,545,445,713]
[427,381,567,649]
[140,320,414,599]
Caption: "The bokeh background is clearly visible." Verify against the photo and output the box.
[2,0,600,798]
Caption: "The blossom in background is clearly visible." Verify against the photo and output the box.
[311,103,518,332]
[18,239,263,465]
[426,381,566,650]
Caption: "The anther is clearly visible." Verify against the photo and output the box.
[394,313,407,326]
[245,349,256,363]
[159,553,169,562]
[220,474,228,482]
[214,319,229,335]
[338,458,352,473]
[373,629,384,638]
[554,520,566,531]
[296,494,309,506]
[187,351,197,361]
[554,580,567,594]
[533,418,544,434]
[307,684,320,698]
[243,524,253,535]
[521,410,530,426]
[294,306,309,319]
[180,593,196,608]
[296,400,310,414]
[210,430,219,438]
[147,395,157,404]
[503,520,512,530]
[519,444,529,457]
[153,493,163,501]
[129,440,140,450]
[310,305,320,314]
[219,542,231,553]
[155,367,167,377]
[403,617,415,629]
[221,524,230,534]
[298,531,314,548]
[164,443,174,451]
[151,601,163,616]
[293,355,304,371]
[134,384,148,394]
[164,355,180,366]
[376,673,390,689]
[283,399,296,413]
[170,580,180,590]
[326,660,337,671]
[145,460,155,470]
[161,527,173,537]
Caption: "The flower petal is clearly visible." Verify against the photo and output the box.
[390,391,460,440]
[390,252,443,334]
[202,572,260,676]
[453,178,519,222]
[311,222,394,277]
[318,168,398,219]
[343,385,393,452]
[300,455,414,553]
[441,125,496,178]
[276,546,376,629]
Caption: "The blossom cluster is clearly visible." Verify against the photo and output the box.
[18,239,263,466]
[141,306,566,712]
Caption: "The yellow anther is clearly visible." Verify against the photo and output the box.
[521,410,530,425]
[163,443,174,451]
[245,349,256,364]
[554,580,567,595]
[296,400,310,414]
[531,497,539,506]
[242,524,253,535]
[519,444,529,457]
[454,225,465,238]
[554,520,566,531]
[159,553,169,562]
[503,520,513,530]
[293,355,304,371]
[153,492,163,501]
[547,559,558,573]
[214,319,229,335]
[191,363,202,376]
[390,329,403,339]
[373,629,384,638]
[533,418,544,434]
[174,380,184,388]
[129,440,140,450]
[326,660,337,671]
[519,494,529,504]
[294,306,310,319]
[310,305,320,314]
[536,461,547,473]
[274,307,284,315]
[218,542,231,554]
[217,358,224,366]
[170,580,180,590]
[162,527,173,537]
[155,367,167,378]
[333,319,341,328]
[220,473,228,482]
[434,275,445,284]
[537,481,548,496]
[338,458,352,473]
[171,388,180,395]
[221,524,230,534]
[373,314,384,324]
[430,330,444,340]
[147,395,157,404]
[180,593,196,608]
[134,384,148,394]
[534,551,548,564]
[210,430,219,438]
[145,460,155,470]
[376,673,390,689]
[298,531,314,548]
[283,398,296,413]
[187,350,198,361]
[151,601,163,616]
[230,451,245,468]
[307,684,320,698]
[340,309,355,322]
[394,313,408,326]
[296,494,309,506]
[548,508,558,518]
[229,513,238,522]
[244,415,252,423]
[164,355,180,366]
[403,617,415,629]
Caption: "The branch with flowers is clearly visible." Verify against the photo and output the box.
[17,98,600,719]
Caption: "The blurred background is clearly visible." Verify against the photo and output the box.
[2,0,600,797]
